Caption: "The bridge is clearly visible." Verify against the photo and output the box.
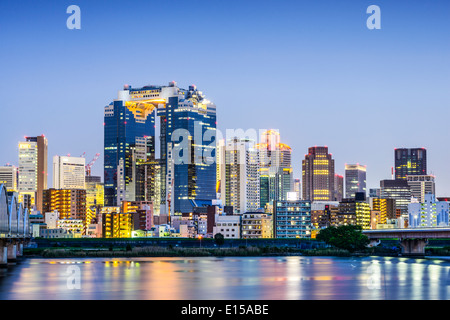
[363,228,450,256]
[0,185,31,267]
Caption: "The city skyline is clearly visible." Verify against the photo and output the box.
[0,0,449,196]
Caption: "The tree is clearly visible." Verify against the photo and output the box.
[214,233,225,247]
[316,225,369,253]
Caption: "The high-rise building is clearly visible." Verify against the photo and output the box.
[302,146,335,201]
[380,179,411,216]
[408,194,449,228]
[101,207,133,238]
[257,130,293,207]
[43,188,86,221]
[218,137,260,214]
[339,193,371,230]
[18,135,48,212]
[85,175,104,226]
[53,156,86,190]
[369,197,396,221]
[104,85,155,207]
[333,174,343,201]
[406,175,435,203]
[273,200,311,238]
[0,165,18,192]
[345,164,366,198]
[395,148,427,180]
[156,83,217,215]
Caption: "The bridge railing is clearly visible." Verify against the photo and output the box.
[0,185,31,238]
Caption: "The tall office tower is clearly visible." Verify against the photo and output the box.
[406,175,435,203]
[302,146,335,201]
[105,82,216,215]
[53,156,86,190]
[257,130,293,208]
[333,174,343,201]
[18,135,48,212]
[380,179,411,216]
[0,165,18,192]
[409,194,449,228]
[395,148,427,180]
[345,164,366,198]
[157,83,217,215]
[43,189,86,221]
[273,200,311,238]
[104,85,156,207]
[218,137,260,214]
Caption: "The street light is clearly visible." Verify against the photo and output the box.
[198,235,203,248]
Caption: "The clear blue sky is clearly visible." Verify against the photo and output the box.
[0,0,449,195]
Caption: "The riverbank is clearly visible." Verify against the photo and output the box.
[24,246,399,258]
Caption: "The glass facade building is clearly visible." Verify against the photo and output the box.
[345,164,367,199]
[395,148,427,180]
[104,89,156,207]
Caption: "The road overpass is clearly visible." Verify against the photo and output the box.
[363,228,450,256]
[0,185,31,267]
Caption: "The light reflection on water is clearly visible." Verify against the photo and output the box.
[0,256,449,300]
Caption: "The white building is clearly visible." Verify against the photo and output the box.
[218,138,260,214]
[53,156,86,189]
[406,175,435,203]
[0,165,18,192]
[213,214,241,239]
[45,210,59,229]
[18,140,38,197]
[408,194,449,228]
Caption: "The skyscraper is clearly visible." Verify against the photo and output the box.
[302,146,335,201]
[394,148,427,180]
[18,135,48,212]
[104,85,156,207]
[257,130,293,208]
[333,174,343,201]
[218,137,260,214]
[105,82,217,215]
[53,156,86,190]
[345,164,366,198]
[156,83,217,214]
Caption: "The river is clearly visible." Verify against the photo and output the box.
[0,256,449,300]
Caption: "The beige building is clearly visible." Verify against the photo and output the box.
[241,212,273,238]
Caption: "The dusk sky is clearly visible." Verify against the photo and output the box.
[0,0,449,195]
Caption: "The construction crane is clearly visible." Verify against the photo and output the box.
[80,152,86,158]
[85,153,100,177]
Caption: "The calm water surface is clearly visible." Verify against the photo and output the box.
[0,256,449,300]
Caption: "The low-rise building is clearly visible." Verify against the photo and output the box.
[213,215,241,239]
[242,212,272,239]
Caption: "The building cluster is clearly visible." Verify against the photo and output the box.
[2,83,448,240]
